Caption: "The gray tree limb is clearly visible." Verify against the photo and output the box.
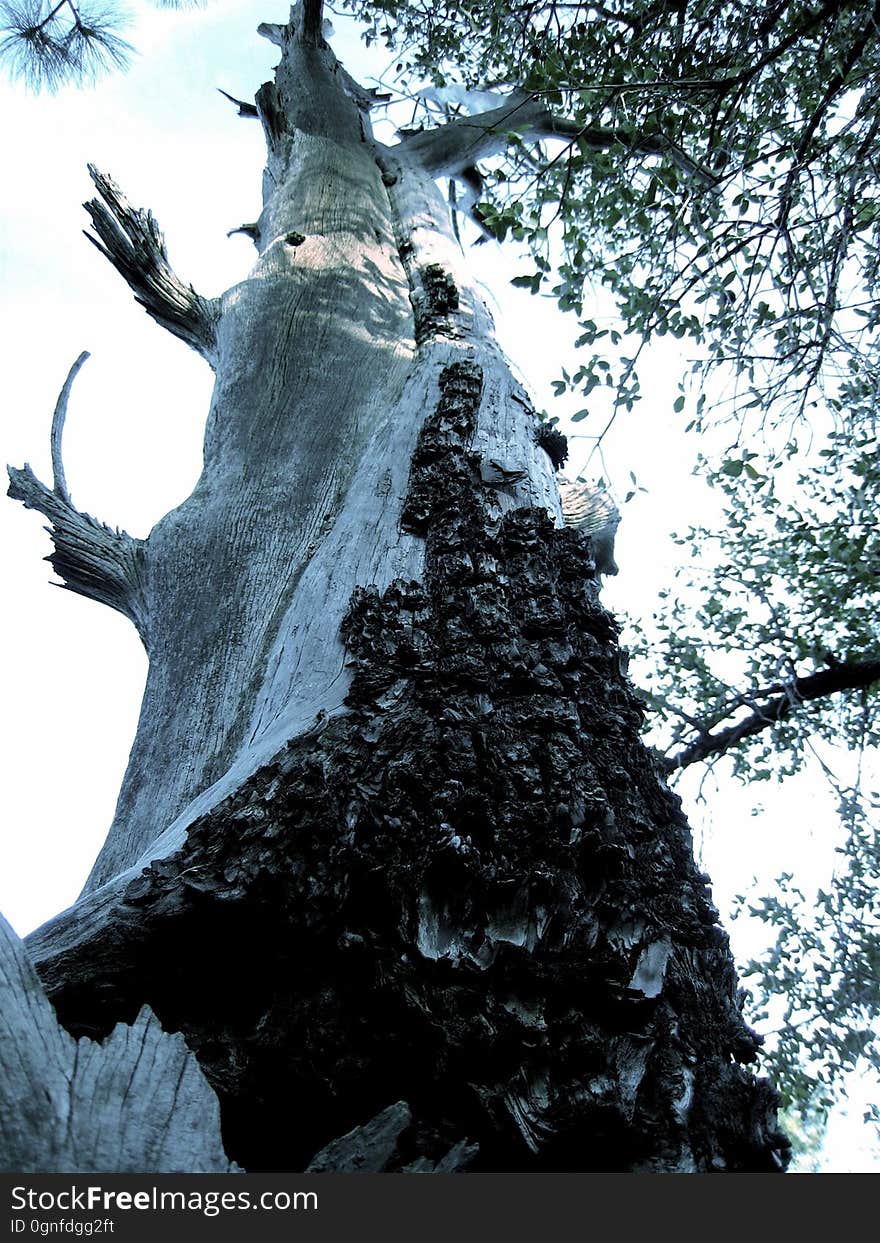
[8,461,148,636]
[8,354,147,635]
[83,166,219,362]
[217,87,258,118]
[398,91,718,188]
[49,350,90,506]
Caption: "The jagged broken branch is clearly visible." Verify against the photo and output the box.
[660,657,880,774]
[217,88,258,118]
[8,463,147,636]
[83,166,218,362]
[0,912,236,1173]
[7,354,147,637]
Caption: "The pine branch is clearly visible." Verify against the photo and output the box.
[661,658,880,774]
[0,0,134,92]
[83,165,218,362]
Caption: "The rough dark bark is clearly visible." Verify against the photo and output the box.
[6,3,790,1174]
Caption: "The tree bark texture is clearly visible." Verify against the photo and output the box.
[8,8,789,1174]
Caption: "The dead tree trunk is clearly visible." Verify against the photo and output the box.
[5,4,790,1173]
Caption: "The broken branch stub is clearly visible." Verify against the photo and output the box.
[83,165,219,362]
[7,350,147,634]
[7,464,147,637]
[0,911,236,1173]
[217,87,258,118]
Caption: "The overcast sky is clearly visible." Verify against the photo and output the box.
[0,0,875,1170]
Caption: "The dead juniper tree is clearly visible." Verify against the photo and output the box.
[4,2,789,1172]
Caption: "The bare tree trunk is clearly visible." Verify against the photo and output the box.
[6,6,789,1174]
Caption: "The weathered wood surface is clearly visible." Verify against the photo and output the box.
[0,913,235,1173]
[8,4,789,1175]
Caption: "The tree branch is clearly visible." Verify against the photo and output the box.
[49,349,89,506]
[83,166,218,363]
[398,91,718,190]
[217,88,258,118]
[8,464,148,637]
[776,0,880,228]
[7,354,147,636]
[661,658,880,774]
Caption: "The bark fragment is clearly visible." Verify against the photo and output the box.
[408,264,462,346]
[535,423,569,471]
[305,1102,413,1172]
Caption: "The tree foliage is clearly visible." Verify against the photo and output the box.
[0,0,133,89]
[635,430,879,780]
[0,0,206,90]
[340,1,880,418]
[735,787,880,1129]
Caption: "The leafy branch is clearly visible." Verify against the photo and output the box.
[660,658,880,774]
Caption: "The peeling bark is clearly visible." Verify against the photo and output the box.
[27,360,787,1173]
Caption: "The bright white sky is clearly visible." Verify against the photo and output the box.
[0,0,876,1170]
